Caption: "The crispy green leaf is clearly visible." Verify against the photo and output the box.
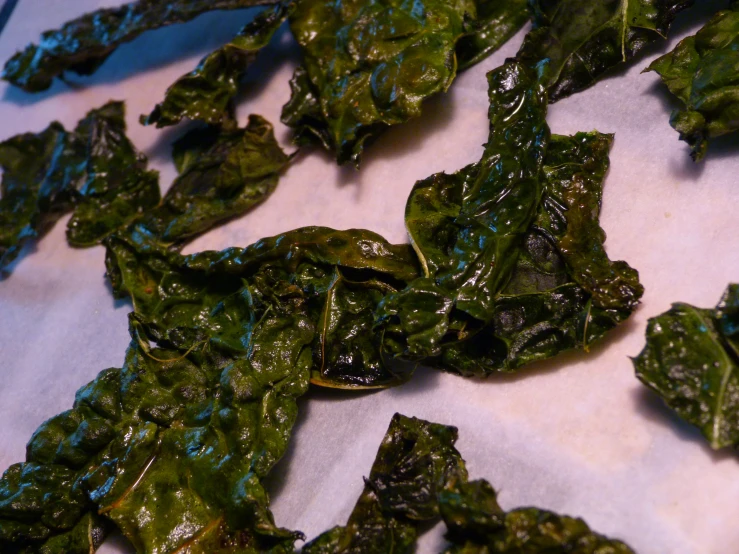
[282,0,474,166]
[377,62,642,375]
[0,101,160,271]
[105,226,420,389]
[440,479,635,553]
[517,0,694,102]
[131,115,289,246]
[2,0,279,92]
[142,4,291,128]
[634,284,739,450]
[456,0,530,71]
[0,123,77,269]
[303,413,467,553]
[66,101,161,247]
[645,5,739,160]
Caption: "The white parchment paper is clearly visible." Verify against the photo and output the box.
[1,1,739,553]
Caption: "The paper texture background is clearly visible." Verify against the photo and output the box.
[1,1,738,552]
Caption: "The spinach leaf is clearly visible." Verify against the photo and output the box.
[2,225,419,552]
[303,413,467,553]
[634,284,739,450]
[377,61,643,375]
[0,100,159,270]
[282,0,498,166]
[645,5,739,160]
[517,0,695,102]
[142,4,291,129]
[0,122,77,269]
[131,115,289,247]
[456,0,530,71]
[66,101,161,247]
[440,479,635,553]
[2,0,279,92]
[105,226,420,390]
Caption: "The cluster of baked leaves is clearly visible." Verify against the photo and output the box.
[3,0,696,164]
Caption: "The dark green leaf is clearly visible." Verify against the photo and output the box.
[517,0,695,102]
[2,0,280,92]
[456,0,530,71]
[105,226,420,389]
[142,4,291,128]
[303,413,467,554]
[440,479,635,553]
[645,5,739,160]
[282,0,473,166]
[377,62,642,375]
[634,284,739,450]
[66,101,161,247]
[131,115,289,247]
[0,122,77,269]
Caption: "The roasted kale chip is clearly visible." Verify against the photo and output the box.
[105,226,420,390]
[131,114,289,247]
[517,0,695,102]
[634,284,739,450]
[142,3,292,128]
[376,61,643,376]
[303,413,467,553]
[0,100,159,271]
[646,4,739,160]
[66,101,161,247]
[1,226,420,552]
[440,479,635,553]
[2,0,279,92]
[305,413,635,553]
[282,0,527,166]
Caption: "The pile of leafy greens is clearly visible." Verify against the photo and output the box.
[634,284,739,451]
[305,413,636,553]
[377,60,643,376]
[646,3,739,160]
[0,102,291,273]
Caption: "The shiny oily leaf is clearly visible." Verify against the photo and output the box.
[105,226,420,389]
[282,0,474,166]
[66,101,161,247]
[142,4,291,128]
[2,0,279,92]
[303,413,467,554]
[645,5,739,161]
[378,71,643,377]
[440,479,635,553]
[456,0,530,71]
[131,115,289,247]
[0,122,77,270]
[517,0,695,102]
[634,284,739,450]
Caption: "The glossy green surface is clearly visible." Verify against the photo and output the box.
[132,115,289,246]
[2,0,278,92]
[441,479,635,553]
[377,62,643,375]
[142,4,291,128]
[456,0,530,71]
[66,101,161,247]
[634,284,739,450]
[282,0,524,165]
[646,5,739,160]
[517,0,695,101]
[303,413,467,553]
[0,101,159,271]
